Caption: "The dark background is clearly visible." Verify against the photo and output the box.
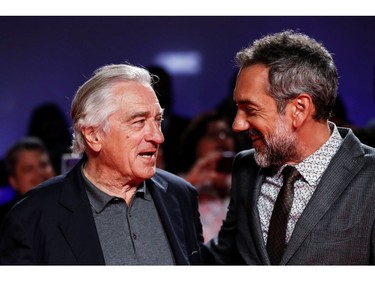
[1,16,375,158]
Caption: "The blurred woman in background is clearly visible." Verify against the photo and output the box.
[178,111,244,241]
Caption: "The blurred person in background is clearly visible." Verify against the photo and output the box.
[178,111,242,242]
[0,137,55,225]
[27,103,72,174]
[147,65,191,172]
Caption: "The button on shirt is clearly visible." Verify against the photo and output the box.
[258,122,343,244]
[82,169,175,265]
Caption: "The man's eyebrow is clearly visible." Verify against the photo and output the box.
[126,108,164,121]
[126,111,150,121]
[236,98,254,106]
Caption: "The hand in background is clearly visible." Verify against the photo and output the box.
[184,151,231,193]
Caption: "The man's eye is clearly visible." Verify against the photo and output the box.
[245,107,257,115]
[133,119,146,126]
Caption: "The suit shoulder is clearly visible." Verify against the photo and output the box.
[153,169,197,193]
[236,149,255,158]
[362,143,375,156]
[28,174,66,196]
[154,168,193,186]
[234,149,257,165]
[340,127,375,159]
[10,175,66,212]
[361,144,375,167]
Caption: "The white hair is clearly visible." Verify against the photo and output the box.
[70,63,153,154]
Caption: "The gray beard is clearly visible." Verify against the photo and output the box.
[254,119,299,168]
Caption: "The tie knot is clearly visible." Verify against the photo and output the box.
[282,166,301,186]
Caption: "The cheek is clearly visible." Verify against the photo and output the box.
[45,166,55,177]
[20,174,34,187]
[257,118,277,136]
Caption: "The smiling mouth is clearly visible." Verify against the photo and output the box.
[247,130,263,143]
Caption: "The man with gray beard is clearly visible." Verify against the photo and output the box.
[201,30,375,265]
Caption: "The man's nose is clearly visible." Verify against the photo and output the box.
[232,116,249,133]
[146,121,165,144]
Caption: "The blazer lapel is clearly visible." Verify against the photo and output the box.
[282,129,366,264]
[238,151,272,264]
[148,176,189,265]
[57,161,105,265]
[249,170,271,264]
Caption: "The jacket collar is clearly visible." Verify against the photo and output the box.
[282,128,366,264]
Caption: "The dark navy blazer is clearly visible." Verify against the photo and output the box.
[0,160,203,265]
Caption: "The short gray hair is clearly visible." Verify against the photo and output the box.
[236,30,338,120]
[70,63,153,154]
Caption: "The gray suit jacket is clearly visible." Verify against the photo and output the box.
[205,127,375,265]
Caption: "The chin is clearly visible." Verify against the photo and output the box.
[138,167,157,179]
[254,151,271,168]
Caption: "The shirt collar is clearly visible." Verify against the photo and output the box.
[81,164,149,213]
[295,122,343,186]
[272,122,343,186]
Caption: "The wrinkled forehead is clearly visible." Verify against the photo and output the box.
[111,82,163,119]
[113,81,160,105]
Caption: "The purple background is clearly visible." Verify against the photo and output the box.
[1,16,375,158]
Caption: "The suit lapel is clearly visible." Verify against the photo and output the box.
[249,170,271,264]
[57,161,105,264]
[148,176,189,265]
[237,151,271,264]
[282,129,365,264]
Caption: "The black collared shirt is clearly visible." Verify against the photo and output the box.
[81,165,175,265]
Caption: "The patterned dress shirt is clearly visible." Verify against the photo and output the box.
[257,122,343,244]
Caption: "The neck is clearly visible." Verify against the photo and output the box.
[294,120,332,163]
[83,160,139,206]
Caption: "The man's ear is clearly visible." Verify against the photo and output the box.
[291,93,313,128]
[81,126,102,152]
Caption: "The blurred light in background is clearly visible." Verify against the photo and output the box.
[154,51,202,75]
